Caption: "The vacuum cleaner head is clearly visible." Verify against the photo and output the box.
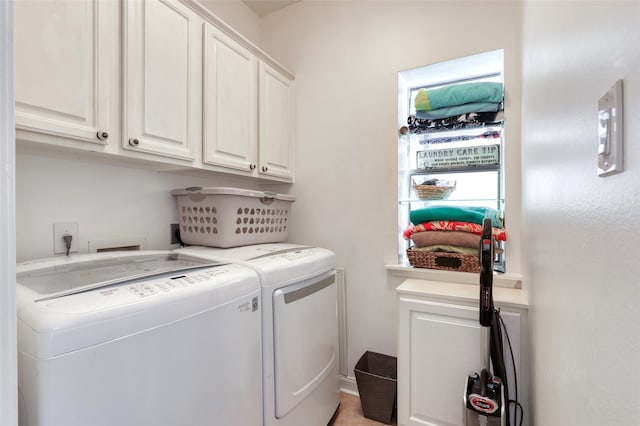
[464,369,505,425]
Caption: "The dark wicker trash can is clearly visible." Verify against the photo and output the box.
[354,351,397,424]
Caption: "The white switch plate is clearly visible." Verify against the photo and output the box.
[597,79,623,176]
[53,222,78,254]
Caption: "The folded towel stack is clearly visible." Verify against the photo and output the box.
[414,82,504,121]
[404,206,506,265]
[409,205,503,229]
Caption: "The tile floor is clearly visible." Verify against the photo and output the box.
[328,392,397,426]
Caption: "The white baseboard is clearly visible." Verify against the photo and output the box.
[339,375,359,396]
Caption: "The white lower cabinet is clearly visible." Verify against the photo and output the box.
[397,280,528,426]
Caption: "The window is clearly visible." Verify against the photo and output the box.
[397,50,505,272]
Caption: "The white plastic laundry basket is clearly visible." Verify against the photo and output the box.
[171,187,296,248]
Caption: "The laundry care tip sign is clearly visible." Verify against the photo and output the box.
[417,144,500,169]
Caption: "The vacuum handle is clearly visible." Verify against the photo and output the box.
[479,218,494,327]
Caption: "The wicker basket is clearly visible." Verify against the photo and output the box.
[412,179,456,200]
[407,248,480,273]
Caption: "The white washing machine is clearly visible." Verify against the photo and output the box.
[16,251,263,426]
[174,243,340,426]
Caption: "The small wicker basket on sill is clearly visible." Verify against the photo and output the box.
[407,248,480,273]
[411,179,456,200]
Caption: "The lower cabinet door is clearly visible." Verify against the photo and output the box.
[398,297,522,426]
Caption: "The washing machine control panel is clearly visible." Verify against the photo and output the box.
[276,250,315,262]
[40,266,247,314]
[127,268,228,298]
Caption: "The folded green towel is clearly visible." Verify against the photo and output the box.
[415,82,503,111]
[410,205,504,228]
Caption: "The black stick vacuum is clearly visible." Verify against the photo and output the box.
[463,218,506,426]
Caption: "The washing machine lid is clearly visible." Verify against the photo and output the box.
[16,252,261,359]
[175,243,336,286]
[17,251,222,302]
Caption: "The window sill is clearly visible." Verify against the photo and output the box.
[385,263,523,289]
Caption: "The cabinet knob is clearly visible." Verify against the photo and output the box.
[249,163,256,170]
[128,138,140,147]
[261,166,268,172]
[96,131,109,141]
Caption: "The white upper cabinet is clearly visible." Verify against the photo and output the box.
[258,61,295,181]
[202,22,258,173]
[123,0,201,161]
[14,0,114,147]
[202,23,294,182]
[14,0,294,182]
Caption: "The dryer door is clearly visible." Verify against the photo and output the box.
[272,270,338,418]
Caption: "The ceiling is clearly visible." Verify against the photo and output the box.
[243,1,300,17]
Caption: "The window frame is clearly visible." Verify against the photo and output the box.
[397,49,506,271]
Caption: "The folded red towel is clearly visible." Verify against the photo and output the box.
[403,220,507,241]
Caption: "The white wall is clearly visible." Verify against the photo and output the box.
[15,150,287,261]
[260,1,523,378]
[1,0,17,423]
[521,2,640,425]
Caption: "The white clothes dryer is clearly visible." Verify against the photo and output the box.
[174,243,340,426]
[16,251,263,426]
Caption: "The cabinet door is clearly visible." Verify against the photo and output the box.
[123,0,199,161]
[398,297,522,426]
[258,62,294,180]
[202,22,257,173]
[14,0,112,146]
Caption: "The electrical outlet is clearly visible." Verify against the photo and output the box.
[54,222,78,255]
[170,223,181,245]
